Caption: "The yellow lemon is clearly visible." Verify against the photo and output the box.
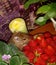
[9,18,28,33]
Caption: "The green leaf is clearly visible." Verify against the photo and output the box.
[24,0,48,9]
[19,55,29,64]
[0,41,9,55]
[0,62,7,65]
[46,10,56,18]
[0,54,2,62]
[10,56,20,65]
[0,41,29,65]
[35,16,47,26]
[17,50,27,57]
[8,44,19,56]
[10,55,28,65]
[23,63,30,65]
[17,51,29,65]
[24,0,39,9]
[10,50,29,65]
[49,3,56,11]
[13,49,29,64]
[36,5,51,14]
[45,3,56,18]
[36,3,56,18]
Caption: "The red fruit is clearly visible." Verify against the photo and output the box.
[40,54,48,61]
[49,56,56,63]
[45,45,55,56]
[49,42,56,51]
[46,38,56,51]
[23,50,35,63]
[37,36,42,43]
[44,32,51,38]
[36,57,47,65]
[40,38,47,48]
[27,51,35,61]
[34,62,40,65]
[23,50,29,56]
[28,39,37,48]
[23,45,30,51]
[37,46,43,54]
[32,46,38,53]
[53,35,56,42]
[34,39,40,45]
[46,38,53,44]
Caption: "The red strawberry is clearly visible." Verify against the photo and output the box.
[34,39,40,45]
[37,46,43,54]
[40,54,49,61]
[46,38,53,44]
[45,45,55,56]
[32,46,38,53]
[27,51,35,60]
[37,36,47,48]
[53,35,56,42]
[34,62,40,65]
[37,36,42,43]
[40,38,47,48]
[23,45,30,51]
[44,32,51,38]
[23,49,35,63]
[49,56,56,63]
[23,50,29,56]
[49,42,56,51]
[36,57,47,65]
[28,39,37,48]
[46,38,56,50]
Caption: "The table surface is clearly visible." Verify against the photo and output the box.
[29,22,56,35]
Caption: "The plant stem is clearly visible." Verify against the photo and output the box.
[50,18,56,31]
[50,18,56,23]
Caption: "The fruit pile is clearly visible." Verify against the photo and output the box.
[23,32,56,65]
